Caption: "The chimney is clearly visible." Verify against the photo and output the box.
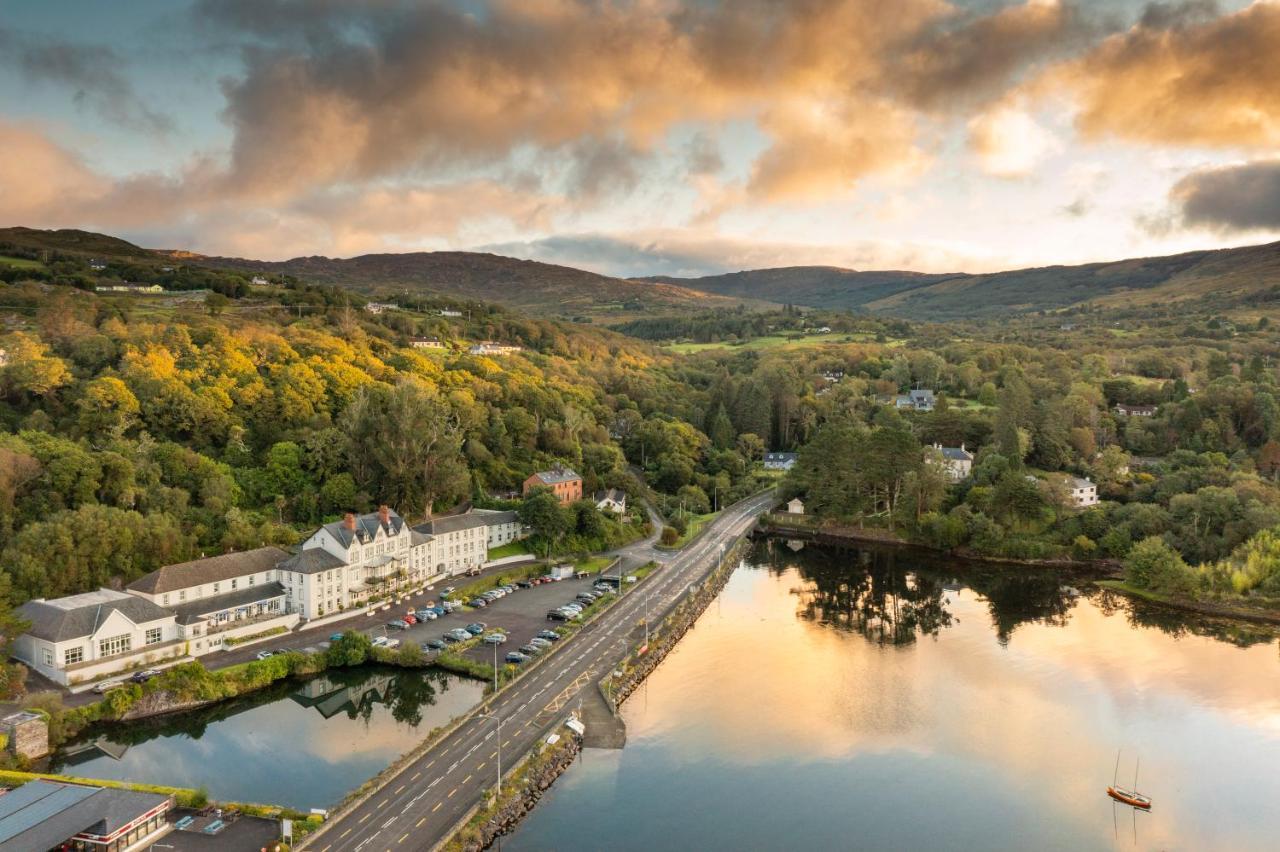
[379,504,390,526]
[344,512,356,531]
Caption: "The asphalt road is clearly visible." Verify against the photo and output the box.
[301,490,775,852]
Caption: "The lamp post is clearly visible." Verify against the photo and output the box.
[492,641,500,693]
[477,713,505,796]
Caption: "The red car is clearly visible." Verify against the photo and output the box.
[403,613,417,625]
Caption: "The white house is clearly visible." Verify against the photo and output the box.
[595,489,627,515]
[409,336,446,349]
[364,302,398,314]
[438,309,463,317]
[125,547,295,656]
[931,443,974,483]
[279,506,431,620]
[14,590,182,687]
[764,452,798,471]
[1068,476,1099,507]
[1114,403,1158,417]
[468,341,522,356]
[786,498,805,514]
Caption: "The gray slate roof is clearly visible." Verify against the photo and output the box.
[320,509,405,549]
[18,589,174,643]
[1070,477,1096,489]
[473,508,519,524]
[278,548,346,576]
[169,582,287,625]
[126,546,290,595]
[415,513,488,535]
[595,488,626,503]
[940,447,973,461]
[0,779,170,851]
[528,468,581,485]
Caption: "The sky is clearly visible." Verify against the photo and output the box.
[2,0,1279,278]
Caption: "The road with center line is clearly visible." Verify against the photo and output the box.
[302,490,775,852]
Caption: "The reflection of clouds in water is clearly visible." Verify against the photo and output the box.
[623,562,1280,852]
[63,672,483,808]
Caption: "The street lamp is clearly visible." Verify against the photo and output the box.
[491,641,500,693]
[477,712,505,796]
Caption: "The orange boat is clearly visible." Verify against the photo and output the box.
[1107,786,1152,810]
[1107,751,1153,810]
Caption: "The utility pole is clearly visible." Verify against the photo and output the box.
[478,713,504,796]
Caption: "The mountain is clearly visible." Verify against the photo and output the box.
[0,226,153,259]
[645,242,1280,319]
[180,250,763,317]
[636,266,955,310]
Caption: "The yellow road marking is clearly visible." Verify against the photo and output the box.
[448,788,457,798]
[416,817,427,828]
[463,774,472,784]
[399,833,409,844]
[340,828,352,838]
[412,772,421,780]
[377,798,388,809]
[432,802,442,813]
[490,751,497,759]
[359,813,371,824]
[395,784,405,794]
[476,762,486,771]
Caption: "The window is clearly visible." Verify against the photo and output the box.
[231,578,238,590]
[249,574,255,586]
[213,582,220,594]
[42,648,53,667]
[162,594,170,606]
[98,634,131,657]
[179,590,186,601]
[64,646,84,665]
[145,628,163,645]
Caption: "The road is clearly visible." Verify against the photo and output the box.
[301,490,775,852]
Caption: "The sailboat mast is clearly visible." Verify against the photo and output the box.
[1134,756,1140,791]
[1113,749,1121,786]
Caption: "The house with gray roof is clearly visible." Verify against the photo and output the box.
[763,452,798,471]
[524,466,583,504]
[929,443,974,482]
[895,388,936,412]
[13,589,181,687]
[0,778,173,852]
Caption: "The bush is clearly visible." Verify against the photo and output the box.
[1125,536,1195,596]
[1072,535,1097,560]
[660,526,679,546]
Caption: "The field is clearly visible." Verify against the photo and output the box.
[0,255,45,270]
[486,540,531,561]
[665,332,898,354]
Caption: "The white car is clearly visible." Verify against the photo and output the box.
[92,680,124,694]
[371,636,390,648]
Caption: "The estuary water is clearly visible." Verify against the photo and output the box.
[508,538,1280,851]
[50,666,484,810]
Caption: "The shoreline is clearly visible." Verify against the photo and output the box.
[759,517,1280,626]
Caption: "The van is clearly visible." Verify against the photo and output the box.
[466,566,482,576]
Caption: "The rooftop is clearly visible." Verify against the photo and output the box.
[319,508,406,549]
[277,548,346,576]
[529,468,581,485]
[18,590,174,643]
[126,546,290,595]
[0,780,169,851]
[168,582,287,625]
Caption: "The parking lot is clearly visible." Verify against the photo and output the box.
[370,573,618,666]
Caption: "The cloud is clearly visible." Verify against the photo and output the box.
[0,123,110,223]
[1170,160,1280,233]
[1051,2,1280,147]
[0,27,172,133]
[968,104,1060,178]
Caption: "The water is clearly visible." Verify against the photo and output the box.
[51,666,484,809]
[509,538,1280,851]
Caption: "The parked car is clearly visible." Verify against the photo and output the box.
[330,632,346,642]
[255,650,275,660]
[448,628,473,642]
[465,566,482,576]
[468,598,487,608]
[371,636,390,647]
[562,602,584,613]
[505,651,530,664]
[528,637,552,649]
[576,593,597,603]
[131,669,160,683]
[518,644,542,656]
[465,622,486,635]
[385,638,401,650]
[536,630,562,642]
[501,584,516,593]
[387,619,409,630]
[415,609,437,621]
[424,638,447,650]
[92,680,124,694]
[402,614,417,625]
[441,586,457,598]
[517,580,533,589]
[442,601,461,613]
[547,609,571,621]
[483,633,507,645]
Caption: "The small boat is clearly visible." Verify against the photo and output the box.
[1107,751,1153,810]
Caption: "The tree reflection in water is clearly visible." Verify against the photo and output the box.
[753,536,1278,651]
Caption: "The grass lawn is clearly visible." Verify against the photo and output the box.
[665,332,894,354]
[0,255,45,270]
[486,540,531,560]
[573,555,614,574]
[661,511,720,549]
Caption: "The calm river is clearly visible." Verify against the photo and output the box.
[509,538,1280,851]
[50,666,484,809]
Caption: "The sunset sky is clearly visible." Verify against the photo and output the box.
[2,0,1278,277]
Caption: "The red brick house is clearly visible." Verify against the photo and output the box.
[523,467,583,505]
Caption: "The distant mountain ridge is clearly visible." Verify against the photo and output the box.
[3,226,1279,320]
[641,242,1280,318]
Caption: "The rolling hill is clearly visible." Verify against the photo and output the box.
[645,242,1280,319]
